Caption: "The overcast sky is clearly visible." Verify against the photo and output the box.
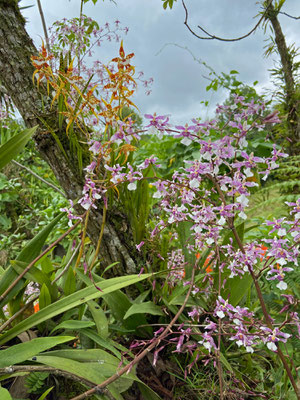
[20,0,300,124]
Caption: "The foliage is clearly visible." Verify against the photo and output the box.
[25,371,49,394]
[0,123,69,263]
[161,0,177,10]
[272,155,300,197]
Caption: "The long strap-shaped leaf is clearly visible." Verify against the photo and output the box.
[0,336,75,368]
[0,213,64,308]
[0,126,37,170]
[0,273,151,345]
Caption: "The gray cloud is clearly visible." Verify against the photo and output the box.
[20,0,300,124]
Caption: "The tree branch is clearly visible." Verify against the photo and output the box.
[12,160,66,198]
[279,11,300,20]
[0,218,82,304]
[182,0,273,42]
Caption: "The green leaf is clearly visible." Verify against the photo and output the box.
[80,329,123,359]
[16,213,62,263]
[222,274,253,306]
[103,290,132,322]
[77,270,149,332]
[42,349,122,366]
[132,289,150,304]
[0,273,151,345]
[35,355,133,394]
[0,215,11,230]
[220,352,234,373]
[137,382,163,400]
[36,355,105,382]
[0,126,37,170]
[87,300,108,338]
[63,267,76,296]
[37,386,54,400]
[0,387,12,400]
[0,213,64,308]
[177,221,194,277]
[40,256,54,274]
[10,260,51,287]
[124,301,164,319]
[10,260,57,302]
[51,320,95,334]
[77,270,131,327]
[167,295,197,307]
[0,336,74,368]
[39,283,51,309]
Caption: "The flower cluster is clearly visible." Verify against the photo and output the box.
[53,23,300,388]
[222,241,266,278]
[185,297,292,356]
[167,249,186,285]
[60,199,83,227]
[260,326,290,351]
[104,163,142,191]
[78,177,102,210]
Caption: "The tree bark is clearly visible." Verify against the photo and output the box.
[0,1,138,275]
[266,2,300,153]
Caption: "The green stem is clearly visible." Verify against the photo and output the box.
[89,205,107,272]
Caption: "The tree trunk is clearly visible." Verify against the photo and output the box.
[0,1,138,275]
[266,2,300,154]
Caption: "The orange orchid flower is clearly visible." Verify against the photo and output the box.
[196,252,213,273]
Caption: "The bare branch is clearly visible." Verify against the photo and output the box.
[182,0,273,42]
[36,0,50,53]
[279,11,300,20]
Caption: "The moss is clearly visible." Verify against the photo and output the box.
[0,0,26,25]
